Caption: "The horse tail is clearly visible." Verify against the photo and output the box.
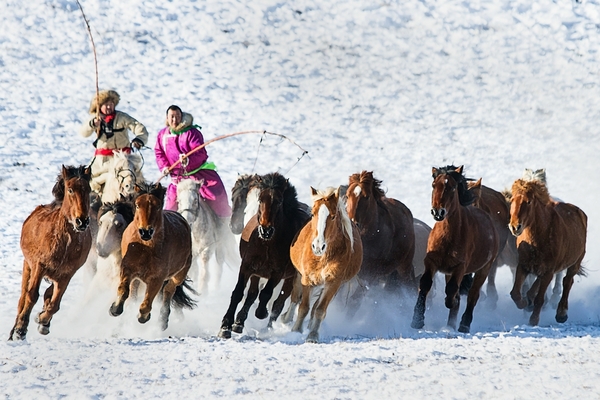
[171,279,198,309]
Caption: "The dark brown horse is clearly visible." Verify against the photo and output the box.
[109,183,196,331]
[290,187,363,343]
[219,172,310,338]
[9,165,92,340]
[411,166,499,333]
[344,171,416,307]
[508,179,587,326]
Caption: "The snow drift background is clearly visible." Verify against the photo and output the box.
[1,0,600,398]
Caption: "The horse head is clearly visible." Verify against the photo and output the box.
[256,173,289,241]
[59,165,92,232]
[103,151,144,203]
[310,186,352,256]
[345,171,384,223]
[230,174,258,234]
[431,166,465,222]
[176,179,204,224]
[134,182,165,241]
[508,179,550,236]
[96,197,135,257]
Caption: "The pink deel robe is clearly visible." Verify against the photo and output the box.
[155,126,231,217]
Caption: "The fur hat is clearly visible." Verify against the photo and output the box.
[89,90,120,114]
[167,112,194,132]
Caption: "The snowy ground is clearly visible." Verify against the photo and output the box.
[1,0,600,398]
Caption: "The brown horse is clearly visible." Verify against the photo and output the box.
[344,171,416,311]
[508,179,587,326]
[109,182,196,331]
[219,172,311,338]
[9,165,92,340]
[290,187,363,343]
[411,166,499,333]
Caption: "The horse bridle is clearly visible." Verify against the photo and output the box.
[116,168,137,194]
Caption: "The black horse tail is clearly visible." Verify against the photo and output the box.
[171,280,198,309]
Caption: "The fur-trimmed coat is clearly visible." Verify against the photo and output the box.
[79,111,148,152]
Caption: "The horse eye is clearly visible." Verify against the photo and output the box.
[68,188,74,194]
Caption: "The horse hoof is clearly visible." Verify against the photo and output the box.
[556,314,568,323]
[458,325,470,334]
[411,317,425,330]
[38,323,50,335]
[306,333,319,343]
[109,303,123,317]
[138,313,151,324]
[232,323,244,334]
[218,329,232,339]
[255,307,268,320]
[9,328,26,341]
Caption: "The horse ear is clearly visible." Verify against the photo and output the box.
[432,167,439,177]
[61,165,68,178]
[134,184,143,193]
[310,186,318,196]
[456,165,464,174]
[470,178,482,189]
[334,186,341,198]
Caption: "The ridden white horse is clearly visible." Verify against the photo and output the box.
[177,179,237,294]
[100,151,145,204]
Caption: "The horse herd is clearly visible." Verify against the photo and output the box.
[8,153,588,343]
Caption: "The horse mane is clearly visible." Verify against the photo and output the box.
[311,187,354,250]
[51,165,91,206]
[433,165,475,206]
[511,179,551,204]
[257,172,307,221]
[232,174,259,200]
[134,182,166,205]
[99,197,135,224]
[349,171,386,201]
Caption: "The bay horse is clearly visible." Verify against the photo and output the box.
[290,187,363,343]
[218,172,311,338]
[411,166,499,333]
[9,165,92,340]
[508,179,587,326]
[344,171,416,310]
[177,178,237,294]
[109,182,196,330]
[99,150,145,203]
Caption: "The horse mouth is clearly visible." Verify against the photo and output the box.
[431,208,446,222]
[258,225,274,240]
[139,227,155,241]
[73,216,90,231]
[509,223,523,237]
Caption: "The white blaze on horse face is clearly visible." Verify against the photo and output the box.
[353,185,361,198]
[311,203,329,256]
[244,187,260,227]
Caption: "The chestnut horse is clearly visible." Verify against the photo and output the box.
[508,179,587,326]
[411,166,499,333]
[9,165,92,340]
[219,172,311,338]
[290,187,363,343]
[109,183,196,330]
[344,171,416,308]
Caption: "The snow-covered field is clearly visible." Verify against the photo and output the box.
[1,0,600,398]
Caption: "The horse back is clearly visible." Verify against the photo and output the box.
[550,202,587,264]
[478,185,510,249]
[162,210,193,260]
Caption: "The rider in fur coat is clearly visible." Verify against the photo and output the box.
[80,90,148,192]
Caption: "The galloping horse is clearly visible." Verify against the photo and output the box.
[9,165,92,340]
[109,183,195,330]
[219,172,311,338]
[100,150,144,203]
[344,171,416,307]
[508,179,587,326]
[411,166,499,333]
[290,187,363,343]
[177,178,236,294]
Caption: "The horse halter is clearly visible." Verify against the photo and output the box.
[116,167,137,194]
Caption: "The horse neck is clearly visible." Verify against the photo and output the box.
[354,195,380,230]
[522,200,552,240]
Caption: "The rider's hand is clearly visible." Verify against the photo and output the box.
[131,138,144,149]
[161,167,170,177]
[179,153,189,168]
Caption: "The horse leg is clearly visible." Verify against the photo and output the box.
[528,272,553,326]
[458,265,490,333]
[255,276,279,320]
[232,276,260,334]
[510,264,529,309]
[281,273,302,324]
[556,264,580,323]
[444,271,464,330]
[137,278,163,324]
[292,285,312,333]
[109,273,131,317]
[159,266,190,331]
[411,266,435,329]
[9,261,41,341]
[268,275,295,328]
[219,271,250,338]
[550,271,564,310]
[306,280,342,343]
[484,261,499,310]
[525,276,541,312]
[345,278,367,319]
[36,276,72,335]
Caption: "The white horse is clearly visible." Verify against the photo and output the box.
[177,179,237,294]
[99,151,145,204]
